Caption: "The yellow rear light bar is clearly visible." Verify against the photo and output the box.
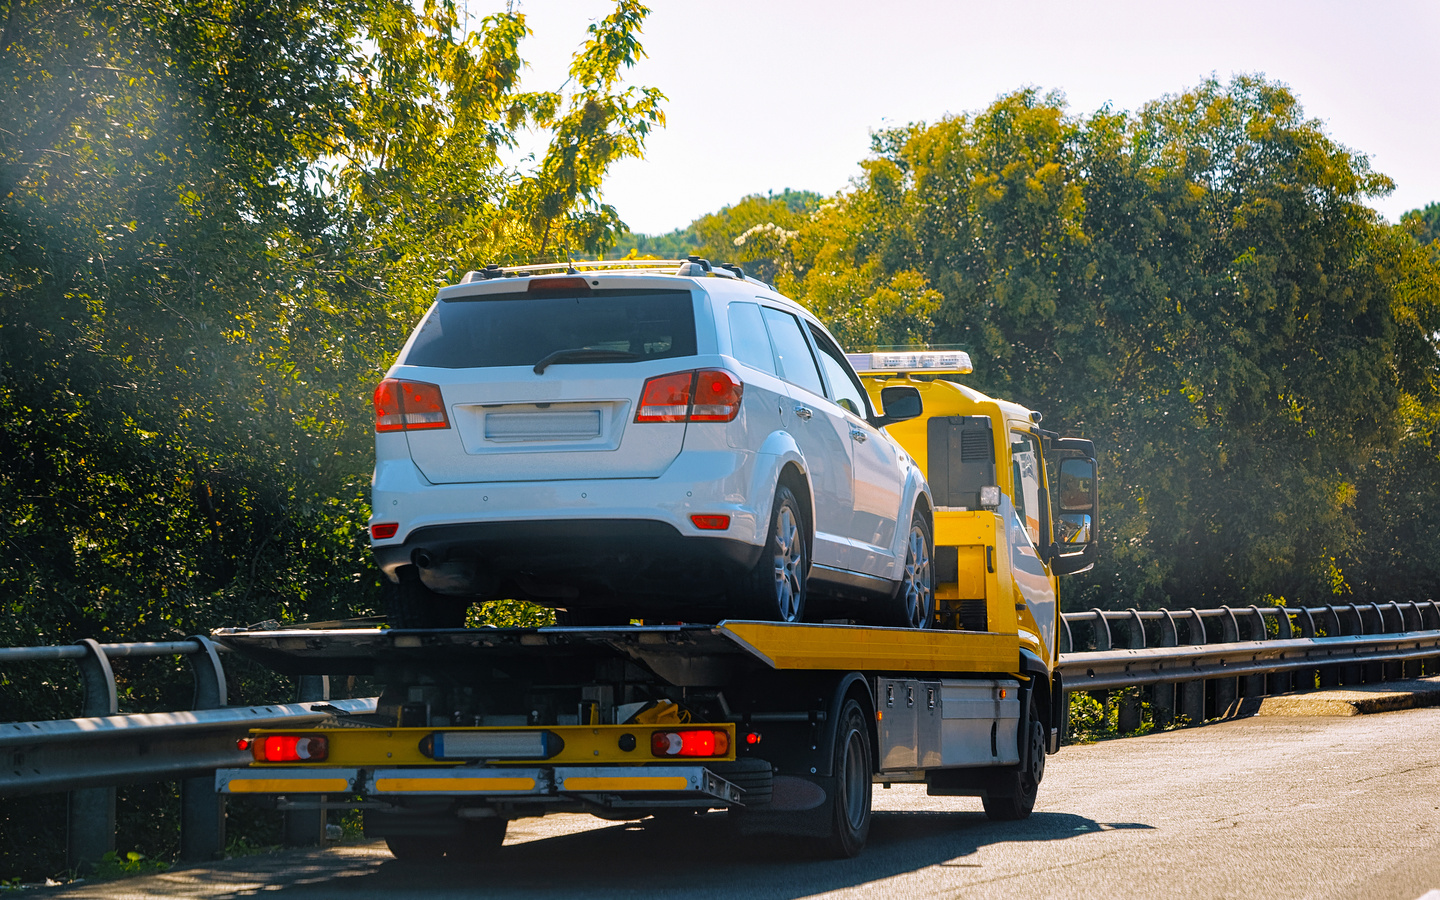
[243,724,736,768]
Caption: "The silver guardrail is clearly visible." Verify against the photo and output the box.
[1056,601,1440,728]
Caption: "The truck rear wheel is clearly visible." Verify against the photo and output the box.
[384,566,469,629]
[817,697,873,858]
[981,694,1045,821]
[739,486,808,623]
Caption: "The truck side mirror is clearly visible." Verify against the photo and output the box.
[872,385,922,427]
[1050,456,1098,576]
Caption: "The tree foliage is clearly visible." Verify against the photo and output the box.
[730,77,1440,610]
[0,0,660,878]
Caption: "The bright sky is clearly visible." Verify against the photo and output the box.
[482,0,1440,235]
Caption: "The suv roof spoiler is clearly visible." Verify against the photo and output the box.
[458,257,773,290]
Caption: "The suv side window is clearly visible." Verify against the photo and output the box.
[727,302,778,375]
[760,307,825,397]
[807,323,871,418]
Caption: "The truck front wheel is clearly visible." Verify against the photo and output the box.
[981,694,1045,821]
[817,697,873,858]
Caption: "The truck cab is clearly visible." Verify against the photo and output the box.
[849,350,1099,747]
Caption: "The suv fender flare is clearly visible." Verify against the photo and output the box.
[886,466,934,564]
[752,432,812,547]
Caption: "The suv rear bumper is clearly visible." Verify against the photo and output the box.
[373,520,765,606]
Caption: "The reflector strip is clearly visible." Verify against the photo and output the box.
[373,777,536,793]
[227,778,349,793]
[561,776,690,791]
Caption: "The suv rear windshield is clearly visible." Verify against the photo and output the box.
[403,289,697,369]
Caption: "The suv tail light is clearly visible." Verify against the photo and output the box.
[635,370,743,423]
[374,378,450,433]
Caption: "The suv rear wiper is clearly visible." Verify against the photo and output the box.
[533,348,639,374]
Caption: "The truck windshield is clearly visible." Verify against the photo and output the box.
[403,289,697,369]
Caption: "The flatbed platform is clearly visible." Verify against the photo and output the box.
[213,621,1021,682]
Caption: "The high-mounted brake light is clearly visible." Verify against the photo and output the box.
[650,729,730,758]
[252,734,329,763]
[635,370,743,424]
[528,276,591,293]
[374,378,450,433]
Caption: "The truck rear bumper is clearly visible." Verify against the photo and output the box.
[217,764,743,807]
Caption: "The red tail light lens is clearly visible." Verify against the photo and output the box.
[252,734,329,763]
[690,370,743,421]
[635,370,742,424]
[370,523,399,540]
[690,515,730,531]
[635,372,694,422]
[650,729,730,758]
[374,378,450,433]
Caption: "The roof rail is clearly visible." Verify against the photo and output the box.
[457,258,773,289]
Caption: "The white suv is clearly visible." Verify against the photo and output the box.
[368,259,934,628]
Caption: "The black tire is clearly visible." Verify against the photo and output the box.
[710,758,775,809]
[817,698,873,858]
[443,818,507,861]
[739,486,808,622]
[883,512,934,629]
[384,566,469,629]
[982,692,1046,821]
[385,834,445,862]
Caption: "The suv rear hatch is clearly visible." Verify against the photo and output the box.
[397,286,697,484]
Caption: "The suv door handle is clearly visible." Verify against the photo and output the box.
[849,428,868,442]
[793,406,813,421]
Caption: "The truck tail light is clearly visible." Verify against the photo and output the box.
[650,729,730,758]
[374,378,450,433]
[635,370,743,424]
[252,734,329,763]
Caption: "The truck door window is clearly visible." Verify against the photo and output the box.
[727,302,778,375]
[760,308,825,397]
[806,324,871,418]
[1010,432,1043,546]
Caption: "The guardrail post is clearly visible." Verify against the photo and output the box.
[1116,610,1145,733]
[1153,610,1178,728]
[1179,609,1207,725]
[1248,606,1280,696]
[1343,605,1367,685]
[283,675,331,847]
[1216,609,1240,716]
[1318,607,1342,687]
[68,639,117,872]
[179,636,227,861]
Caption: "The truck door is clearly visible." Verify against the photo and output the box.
[1008,430,1058,655]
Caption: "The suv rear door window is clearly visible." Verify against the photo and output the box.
[727,302,778,375]
[760,308,825,397]
[403,290,697,369]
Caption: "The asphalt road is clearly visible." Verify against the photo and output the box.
[38,708,1440,900]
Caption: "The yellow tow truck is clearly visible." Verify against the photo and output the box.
[213,351,1098,860]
